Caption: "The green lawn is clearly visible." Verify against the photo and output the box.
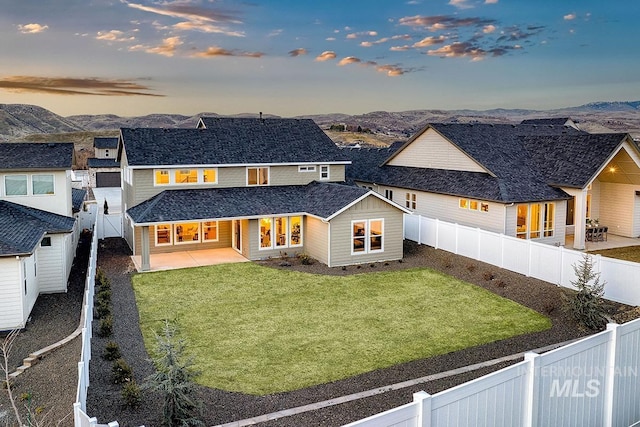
[132,263,550,395]
[590,245,640,263]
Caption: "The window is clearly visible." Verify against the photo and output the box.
[275,217,287,247]
[405,193,417,210]
[203,221,218,241]
[175,169,198,184]
[352,219,384,254]
[460,198,488,213]
[459,199,468,209]
[175,222,200,243]
[248,167,269,186]
[259,218,272,248]
[32,174,54,195]
[480,203,489,213]
[384,189,393,201]
[41,237,52,247]
[290,216,302,246]
[155,170,170,185]
[203,169,217,183]
[566,197,575,226]
[156,224,172,245]
[516,203,555,239]
[320,165,330,180]
[469,200,478,211]
[104,149,110,158]
[299,165,316,172]
[5,175,27,196]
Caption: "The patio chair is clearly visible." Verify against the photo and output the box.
[602,226,608,241]
[594,227,604,242]
[585,228,594,241]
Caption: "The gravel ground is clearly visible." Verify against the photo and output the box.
[4,236,637,427]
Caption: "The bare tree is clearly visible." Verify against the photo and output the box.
[1,329,23,426]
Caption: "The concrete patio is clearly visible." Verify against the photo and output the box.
[131,247,248,272]
[565,233,640,251]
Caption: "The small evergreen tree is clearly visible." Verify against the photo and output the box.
[144,320,203,427]
[565,254,608,330]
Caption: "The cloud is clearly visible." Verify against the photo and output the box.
[142,36,183,56]
[346,30,378,39]
[315,51,336,61]
[483,24,496,34]
[390,45,411,51]
[413,35,446,47]
[124,1,244,37]
[96,30,136,42]
[449,0,474,9]
[564,13,576,21]
[191,46,264,58]
[485,0,498,3]
[375,64,405,76]
[399,15,496,31]
[0,75,163,96]
[268,29,283,37]
[427,42,487,61]
[359,34,412,47]
[288,48,307,57]
[325,37,336,41]
[338,56,361,66]
[18,23,49,34]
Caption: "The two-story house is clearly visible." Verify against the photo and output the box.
[119,118,409,271]
[0,143,79,330]
[87,136,121,188]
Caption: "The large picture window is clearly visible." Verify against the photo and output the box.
[259,218,272,248]
[516,203,555,239]
[5,175,27,196]
[248,167,269,186]
[259,216,302,250]
[175,169,198,184]
[32,174,54,195]
[175,222,200,243]
[352,219,384,254]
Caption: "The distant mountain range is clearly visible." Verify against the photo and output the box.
[2,101,640,142]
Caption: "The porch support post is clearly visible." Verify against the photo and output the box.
[141,226,151,271]
[571,188,588,250]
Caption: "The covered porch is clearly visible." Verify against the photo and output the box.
[131,247,248,272]
[565,233,640,252]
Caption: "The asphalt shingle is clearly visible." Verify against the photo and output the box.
[0,143,74,170]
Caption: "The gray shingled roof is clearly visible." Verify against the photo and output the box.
[87,158,121,168]
[0,201,76,256]
[0,143,74,171]
[72,188,87,214]
[94,137,119,149]
[120,118,349,167]
[127,181,373,224]
[345,123,611,203]
[521,118,572,126]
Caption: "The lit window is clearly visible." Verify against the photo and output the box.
[203,221,218,241]
[530,204,541,238]
[290,216,302,246]
[203,169,217,183]
[516,203,555,239]
[175,169,198,184]
[459,199,468,209]
[544,203,555,237]
[480,203,489,213]
[175,222,200,243]
[5,175,27,196]
[260,218,272,248]
[155,170,170,185]
[352,219,384,254]
[156,224,172,245]
[32,174,54,195]
[248,167,269,186]
[469,200,478,211]
[405,193,417,210]
[320,165,330,180]
[275,217,288,247]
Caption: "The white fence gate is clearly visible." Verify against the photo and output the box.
[345,319,640,427]
[404,214,640,306]
[97,213,122,239]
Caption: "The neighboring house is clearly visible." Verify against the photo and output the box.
[0,143,79,330]
[88,136,121,188]
[119,118,409,271]
[345,122,640,250]
[520,117,580,129]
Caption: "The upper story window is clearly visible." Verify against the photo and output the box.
[247,167,269,186]
[299,165,316,172]
[319,165,330,180]
[405,192,417,210]
[203,169,217,183]
[104,149,110,158]
[5,175,28,196]
[384,189,393,201]
[175,169,198,184]
[153,168,218,186]
[32,174,54,195]
[155,170,170,185]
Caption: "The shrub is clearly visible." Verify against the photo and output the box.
[122,380,142,408]
[298,253,313,265]
[95,299,111,319]
[96,268,110,289]
[98,315,113,338]
[483,272,495,281]
[564,254,608,330]
[103,341,121,361]
[144,320,203,427]
[96,288,111,304]
[112,358,134,384]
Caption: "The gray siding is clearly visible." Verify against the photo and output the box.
[245,218,306,260]
[0,258,22,330]
[304,216,329,265]
[134,221,233,255]
[505,201,567,245]
[329,195,404,267]
[599,182,640,237]
[37,234,68,293]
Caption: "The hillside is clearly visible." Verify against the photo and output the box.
[2,101,640,144]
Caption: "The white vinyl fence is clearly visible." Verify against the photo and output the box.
[97,213,122,239]
[345,319,640,427]
[404,214,640,306]
[73,229,119,427]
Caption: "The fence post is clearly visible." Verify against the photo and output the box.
[523,352,539,427]
[435,218,440,249]
[413,391,431,427]
[454,223,459,254]
[417,214,422,245]
[73,402,81,427]
[603,323,618,427]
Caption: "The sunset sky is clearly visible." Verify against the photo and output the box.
[2,0,639,117]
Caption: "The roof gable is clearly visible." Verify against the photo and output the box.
[121,118,350,167]
[0,143,74,171]
[0,201,75,256]
[94,137,119,149]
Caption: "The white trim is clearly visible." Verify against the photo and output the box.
[3,174,28,196]
[128,161,351,170]
[350,218,385,255]
[298,165,317,172]
[31,173,55,196]
[174,221,202,245]
[258,216,303,250]
[246,166,270,186]
[325,190,412,221]
[319,165,330,180]
[583,136,636,189]
[153,167,218,187]
[202,220,219,242]
[154,223,172,246]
